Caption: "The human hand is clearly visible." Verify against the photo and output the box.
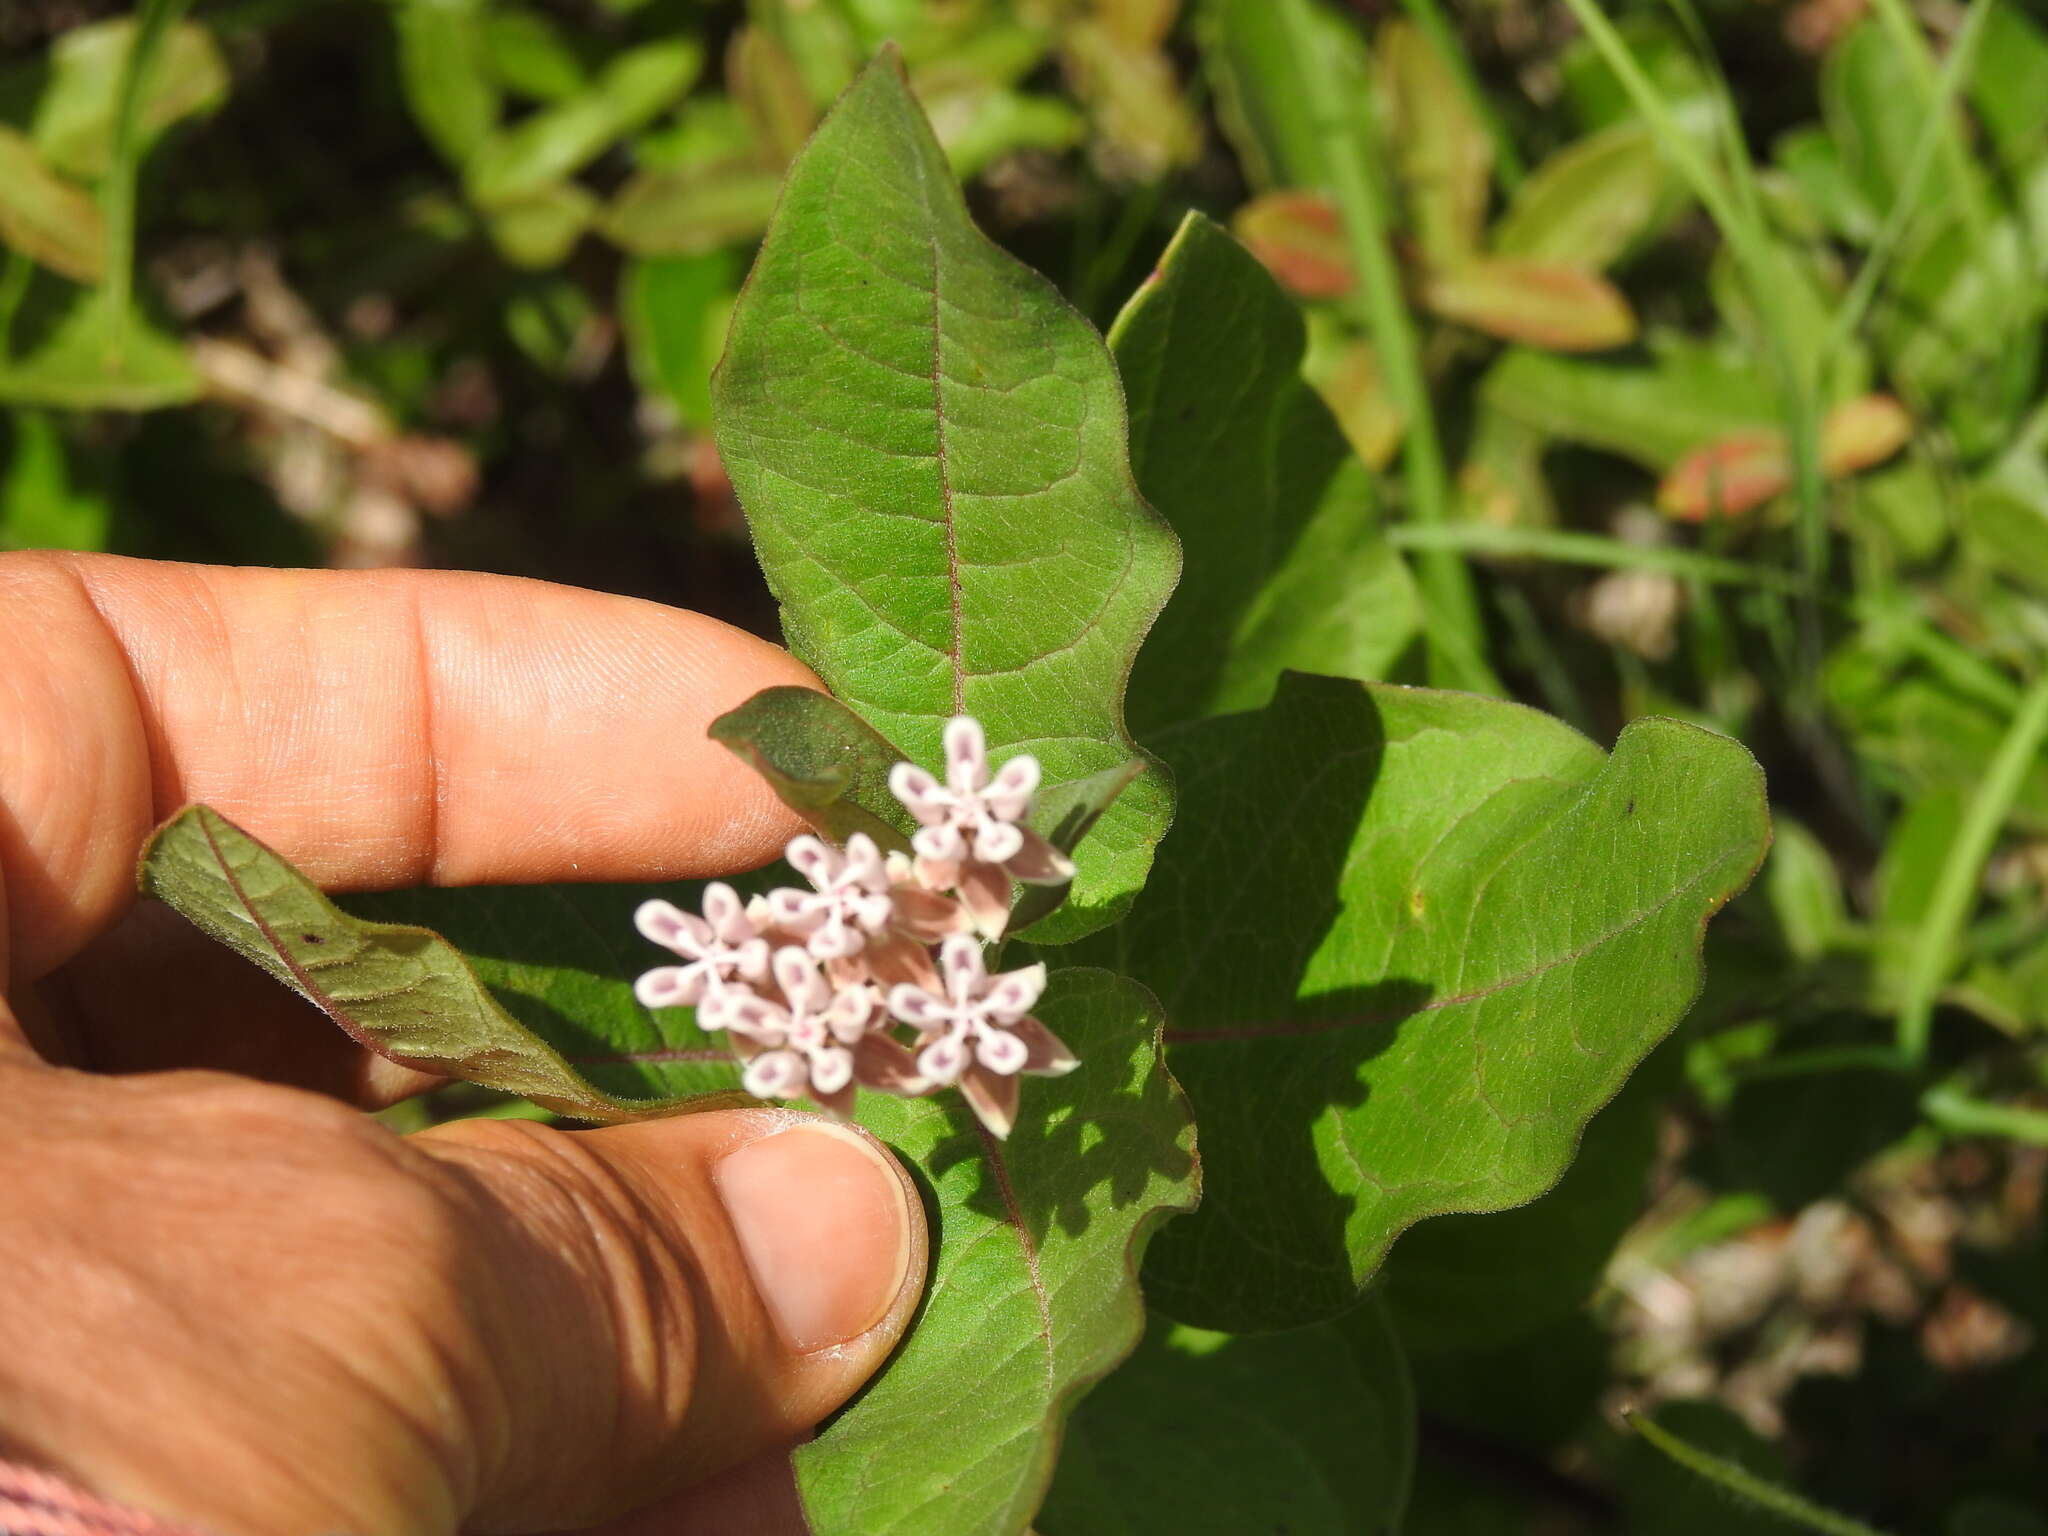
[0,553,926,1535]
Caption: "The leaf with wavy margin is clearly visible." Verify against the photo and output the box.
[1081,671,1769,1330]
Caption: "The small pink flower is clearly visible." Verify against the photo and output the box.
[888,716,1074,936]
[724,946,918,1117]
[887,933,1077,1138]
[765,833,897,959]
[633,883,769,1014]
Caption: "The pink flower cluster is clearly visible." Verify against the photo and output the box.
[633,717,1078,1138]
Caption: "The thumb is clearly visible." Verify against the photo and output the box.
[410,1108,924,1533]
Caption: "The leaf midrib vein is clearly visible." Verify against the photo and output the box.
[1163,842,1747,1043]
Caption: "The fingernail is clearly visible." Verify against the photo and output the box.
[714,1121,916,1352]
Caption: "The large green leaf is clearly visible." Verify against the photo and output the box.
[465,38,702,207]
[392,0,502,167]
[1084,672,1768,1330]
[1110,212,1419,735]
[1039,1299,1413,1535]
[1492,121,1665,269]
[1480,337,1777,471]
[792,969,1198,1536]
[0,285,198,412]
[711,52,1179,944]
[31,16,228,181]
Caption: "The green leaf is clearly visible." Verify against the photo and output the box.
[1967,479,2048,594]
[0,410,110,550]
[137,806,739,1118]
[30,16,228,181]
[1481,337,1778,471]
[1110,211,1418,734]
[392,0,503,167]
[600,160,785,256]
[1381,1054,1667,1355]
[1965,4,2048,180]
[1197,0,1376,193]
[1040,1299,1414,1536]
[482,179,597,268]
[466,39,702,207]
[1086,671,1768,1329]
[1493,121,1665,269]
[483,7,590,102]
[1422,259,1637,351]
[793,969,1198,1536]
[1763,817,1849,965]
[0,284,198,411]
[0,128,105,284]
[1771,126,1879,246]
[1375,19,1491,268]
[708,685,917,850]
[1822,19,1953,221]
[730,24,819,166]
[710,50,1179,945]
[620,249,742,429]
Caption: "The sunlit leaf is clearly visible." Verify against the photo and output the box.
[393,0,502,167]
[1422,260,1637,352]
[1657,393,1912,518]
[1111,211,1419,733]
[1493,121,1664,269]
[1199,0,1375,193]
[793,970,1198,1536]
[729,25,818,166]
[1481,337,1776,470]
[0,129,104,285]
[0,285,198,411]
[1079,672,1768,1329]
[0,411,110,551]
[466,39,702,207]
[600,161,785,255]
[483,6,590,101]
[1232,190,1352,298]
[31,16,228,181]
[1304,322,1406,470]
[710,51,1179,945]
[619,249,742,428]
[1375,19,1491,268]
[483,180,597,268]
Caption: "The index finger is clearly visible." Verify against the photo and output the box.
[0,553,816,986]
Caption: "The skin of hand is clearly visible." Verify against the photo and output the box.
[0,553,928,1536]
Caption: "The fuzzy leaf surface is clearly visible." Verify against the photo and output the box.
[1111,212,1419,735]
[711,51,1178,944]
[1083,672,1769,1330]
[792,969,1199,1536]
[1040,1298,1413,1535]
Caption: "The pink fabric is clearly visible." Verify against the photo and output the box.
[0,1462,207,1536]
